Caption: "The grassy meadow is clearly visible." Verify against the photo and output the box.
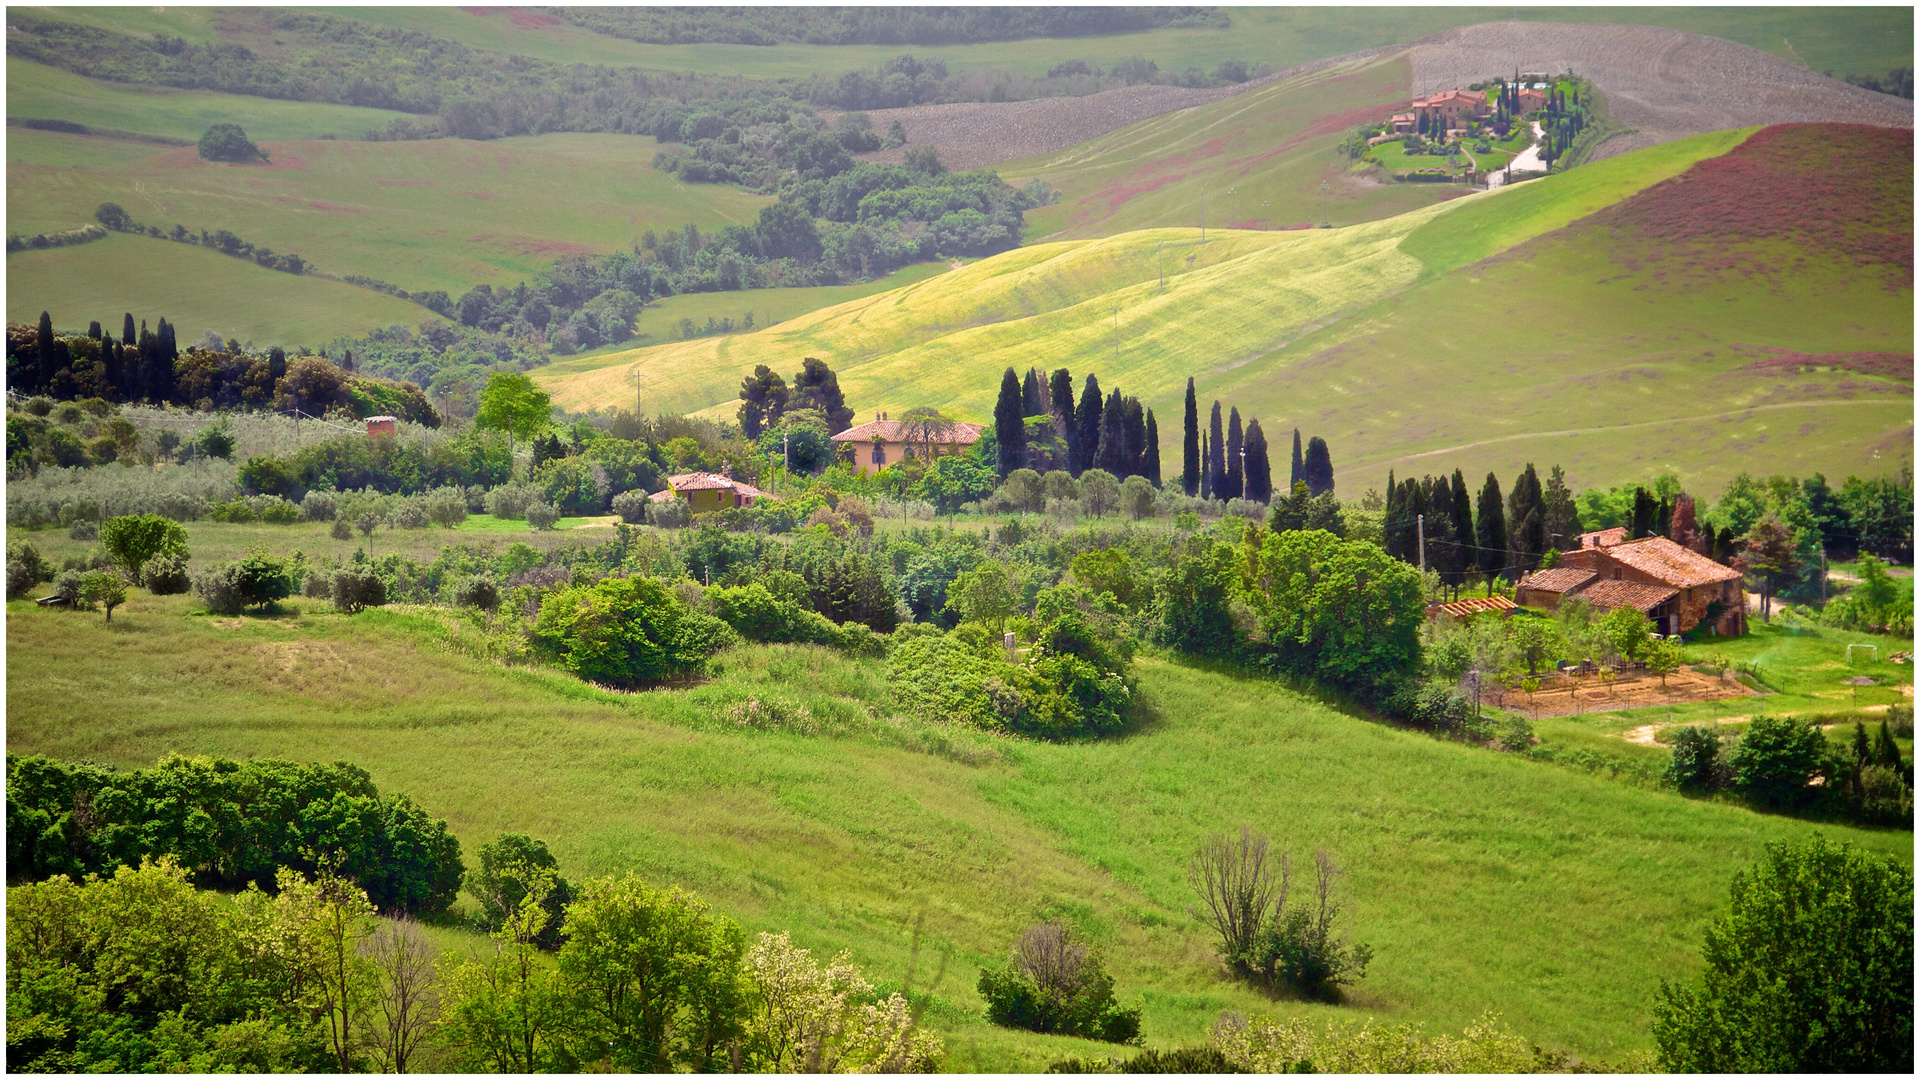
[6,125,772,297]
[535,127,1912,496]
[7,585,1911,1068]
[6,232,429,347]
[35,6,1909,85]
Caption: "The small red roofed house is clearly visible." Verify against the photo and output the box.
[1517,536,1746,636]
[648,470,775,513]
[1516,86,1547,114]
[829,413,985,477]
[1412,88,1488,131]
[366,415,397,438]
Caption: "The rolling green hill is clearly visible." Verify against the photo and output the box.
[534,126,1911,496]
[7,595,1908,1067]
[6,231,430,348]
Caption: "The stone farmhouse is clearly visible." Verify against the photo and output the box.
[1515,535,1747,637]
[647,470,774,512]
[830,414,984,478]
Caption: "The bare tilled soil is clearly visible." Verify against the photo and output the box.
[1484,668,1760,718]
[843,47,1394,171]
[1411,21,1913,161]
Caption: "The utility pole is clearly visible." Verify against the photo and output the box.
[1238,446,1247,501]
[1417,513,1426,572]
[783,431,790,476]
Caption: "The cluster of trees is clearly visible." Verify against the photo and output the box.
[558,6,1226,47]
[95,201,311,275]
[993,366,1161,484]
[1381,463,1580,598]
[1832,66,1915,98]
[1176,378,1325,503]
[5,312,439,426]
[1664,711,1912,826]
[736,356,855,439]
[196,121,267,162]
[1188,828,1372,1000]
[7,852,942,1073]
[6,754,464,915]
[977,921,1140,1043]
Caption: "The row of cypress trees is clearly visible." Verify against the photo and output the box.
[1178,377,1331,503]
[9,311,180,403]
[994,366,1161,485]
[1382,464,1585,597]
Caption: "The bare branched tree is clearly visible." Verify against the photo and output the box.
[1013,921,1089,999]
[361,916,440,1073]
[1187,827,1290,968]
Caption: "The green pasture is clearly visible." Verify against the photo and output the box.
[6,125,772,298]
[6,59,416,144]
[1007,53,1460,242]
[37,6,1906,86]
[6,591,1909,1067]
[1368,140,1468,176]
[6,232,427,348]
[533,127,1909,496]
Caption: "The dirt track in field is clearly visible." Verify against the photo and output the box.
[854,20,1912,172]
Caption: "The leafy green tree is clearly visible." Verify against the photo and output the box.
[198,122,266,162]
[1599,605,1652,662]
[913,454,996,514]
[532,575,734,687]
[1652,836,1912,1072]
[475,371,552,450]
[1667,725,1726,792]
[1241,528,1425,700]
[557,874,749,1071]
[79,569,128,621]
[759,410,834,474]
[1153,536,1242,658]
[1735,513,1802,621]
[1730,716,1828,809]
[789,357,853,434]
[945,561,1015,632]
[98,514,188,580]
[442,862,571,1072]
[1078,468,1120,516]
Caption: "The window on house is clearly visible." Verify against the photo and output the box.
[871,443,886,465]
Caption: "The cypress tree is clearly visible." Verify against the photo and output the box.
[36,311,56,391]
[1022,367,1046,416]
[1181,378,1200,496]
[1428,475,1461,593]
[342,349,355,373]
[1225,407,1244,501]
[1144,409,1162,487]
[1506,464,1545,579]
[122,313,136,348]
[1122,396,1146,478]
[87,321,101,339]
[1074,374,1103,476]
[1303,436,1334,495]
[1050,368,1076,466]
[1200,432,1212,499]
[1207,401,1225,500]
[100,329,120,398]
[1243,419,1270,502]
[994,367,1025,478]
[1629,487,1658,539]
[1450,469,1473,575]
[1290,429,1304,490]
[1476,473,1507,595]
[268,346,287,381]
[1097,388,1127,474]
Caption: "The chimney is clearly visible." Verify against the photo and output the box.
[720,464,732,479]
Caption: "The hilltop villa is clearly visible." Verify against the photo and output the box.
[647,470,775,512]
[830,413,985,477]
[1515,535,1747,637]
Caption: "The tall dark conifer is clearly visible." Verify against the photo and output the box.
[35,311,56,391]
[1022,367,1046,415]
[1096,388,1128,474]
[1507,464,1545,577]
[1200,431,1212,499]
[1207,401,1225,500]
[1122,397,1146,477]
[1450,469,1474,577]
[1225,407,1244,501]
[1290,429,1304,490]
[1303,437,1334,495]
[122,313,136,348]
[1145,409,1162,487]
[1476,473,1507,595]
[1074,375,1103,476]
[1243,419,1271,501]
[1050,368,1076,465]
[1428,475,1462,594]
[1181,378,1200,496]
[993,367,1025,478]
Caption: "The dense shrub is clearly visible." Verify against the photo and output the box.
[192,548,295,614]
[453,572,501,611]
[97,513,189,578]
[465,832,573,948]
[709,581,843,646]
[139,552,190,595]
[1666,725,1728,792]
[1190,831,1372,1000]
[1730,715,1827,809]
[1241,529,1424,703]
[887,631,1130,739]
[525,501,561,531]
[532,575,735,687]
[51,569,86,607]
[5,753,465,914]
[611,488,649,523]
[979,922,1141,1044]
[7,540,52,599]
[1652,836,1912,1072]
[329,566,389,613]
[647,495,692,528]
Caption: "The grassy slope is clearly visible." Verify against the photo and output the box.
[1005,52,1461,242]
[538,129,1843,494]
[6,59,416,143]
[51,6,1905,83]
[5,232,427,347]
[5,593,1908,1067]
[6,125,771,295]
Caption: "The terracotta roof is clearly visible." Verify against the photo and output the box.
[1415,88,1487,107]
[663,472,777,501]
[1605,536,1742,588]
[1576,579,1678,613]
[1517,567,1597,594]
[1428,595,1517,619]
[1579,527,1628,548]
[829,419,984,444]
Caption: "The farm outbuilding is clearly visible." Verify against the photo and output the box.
[1520,536,1746,636]
[648,471,775,513]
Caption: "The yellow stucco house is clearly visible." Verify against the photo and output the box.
[647,470,775,513]
[829,415,985,477]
